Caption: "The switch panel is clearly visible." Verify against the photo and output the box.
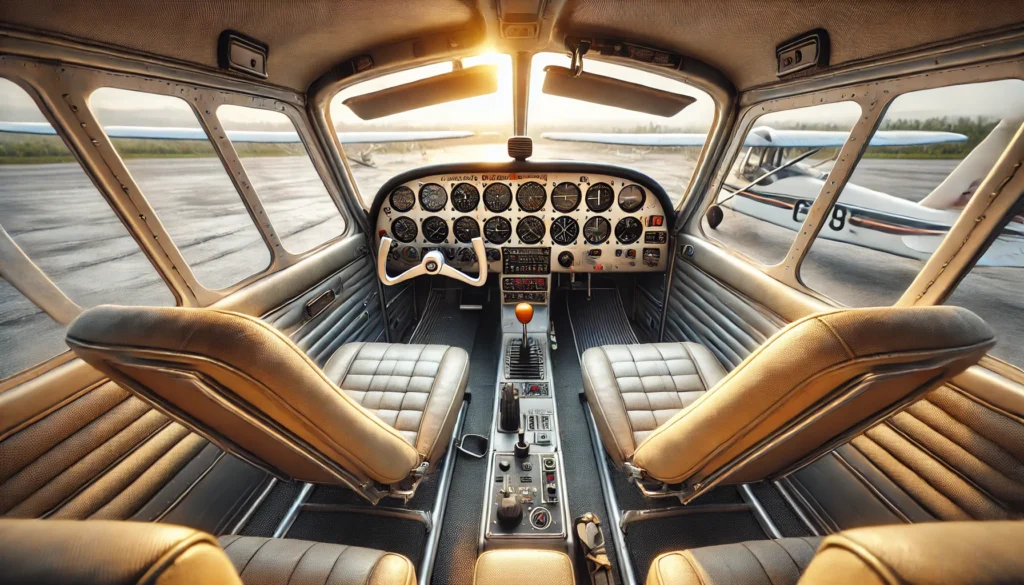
[487,453,564,539]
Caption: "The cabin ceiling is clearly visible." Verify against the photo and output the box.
[1,0,1023,92]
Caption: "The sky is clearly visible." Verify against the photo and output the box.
[2,62,1022,133]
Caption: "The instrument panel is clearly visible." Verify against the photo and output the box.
[373,165,672,280]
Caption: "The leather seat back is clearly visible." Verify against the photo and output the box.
[0,519,241,585]
[632,306,995,491]
[66,305,421,490]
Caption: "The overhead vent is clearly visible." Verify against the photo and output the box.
[218,30,269,79]
[776,29,830,77]
[497,0,547,39]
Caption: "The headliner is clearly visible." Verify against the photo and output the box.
[2,0,1023,93]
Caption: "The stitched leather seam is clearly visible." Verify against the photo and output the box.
[679,552,707,585]
[831,447,915,524]
[323,544,352,585]
[582,351,632,461]
[678,280,762,354]
[850,433,969,519]
[237,538,274,579]
[818,317,856,360]
[605,346,637,457]
[414,345,458,457]
[285,541,318,585]
[136,532,219,585]
[680,261,787,331]
[680,343,709,391]
[818,538,901,585]
[366,552,388,585]
[739,542,773,585]
[675,286,752,362]
[773,539,802,577]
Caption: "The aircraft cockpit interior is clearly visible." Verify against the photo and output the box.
[1,3,1023,585]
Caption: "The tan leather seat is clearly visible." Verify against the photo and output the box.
[66,305,469,502]
[219,535,415,585]
[0,519,415,585]
[582,306,994,500]
[646,521,1024,585]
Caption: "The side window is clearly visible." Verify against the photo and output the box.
[945,223,1024,369]
[89,88,271,290]
[703,101,862,265]
[216,105,346,254]
[0,78,174,379]
[800,79,1024,306]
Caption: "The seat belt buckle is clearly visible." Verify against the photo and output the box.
[411,461,429,479]
[623,462,644,481]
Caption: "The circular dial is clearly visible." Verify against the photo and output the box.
[583,216,611,245]
[391,216,418,243]
[618,184,646,212]
[453,216,480,243]
[389,186,415,212]
[422,216,449,243]
[516,182,547,212]
[483,183,512,212]
[516,216,545,244]
[551,182,581,213]
[451,183,480,213]
[550,216,579,245]
[419,183,448,212]
[484,216,512,245]
[615,217,643,244]
[586,182,614,212]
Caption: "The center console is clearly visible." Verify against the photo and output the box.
[501,247,551,304]
[479,302,571,553]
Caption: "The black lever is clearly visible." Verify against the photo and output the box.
[499,383,520,433]
[514,427,530,458]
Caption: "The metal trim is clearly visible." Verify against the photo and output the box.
[738,483,782,539]
[773,478,825,536]
[418,401,468,585]
[273,482,314,538]
[299,503,432,529]
[619,502,750,532]
[227,476,279,535]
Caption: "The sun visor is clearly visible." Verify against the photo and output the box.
[343,64,499,120]
[542,66,694,117]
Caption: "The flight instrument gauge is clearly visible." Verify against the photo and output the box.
[516,182,546,212]
[586,183,614,212]
[419,183,448,212]
[516,216,545,244]
[583,216,611,245]
[453,216,480,243]
[551,182,581,213]
[422,216,449,243]
[389,186,415,212]
[391,217,418,243]
[618,184,646,212]
[484,216,512,244]
[484,183,512,212]
[550,216,579,245]
[615,217,643,244]
[451,183,480,212]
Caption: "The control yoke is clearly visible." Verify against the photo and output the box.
[377,236,487,287]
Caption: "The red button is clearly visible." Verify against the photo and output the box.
[547,474,555,482]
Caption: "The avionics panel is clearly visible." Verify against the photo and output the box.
[502,247,551,275]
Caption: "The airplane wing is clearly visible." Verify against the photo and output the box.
[0,121,472,144]
[541,127,967,148]
[541,132,707,146]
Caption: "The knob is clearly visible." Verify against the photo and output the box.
[514,429,530,458]
[425,260,438,271]
[486,248,501,263]
[498,459,511,472]
[497,494,523,528]
[557,251,574,268]
[515,302,534,325]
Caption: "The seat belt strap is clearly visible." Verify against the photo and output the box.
[574,513,614,585]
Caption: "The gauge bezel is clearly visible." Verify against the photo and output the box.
[516,215,545,244]
[422,216,449,243]
[419,183,448,212]
[586,182,614,213]
[615,216,643,244]
[389,186,415,212]
[453,216,480,243]
[550,216,580,246]
[483,183,513,212]
[617,184,647,213]
[583,216,611,245]
[551,182,582,213]
[516,181,547,212]
[484,216,512,245]
[391,216,418,243]
[451,182,480,213]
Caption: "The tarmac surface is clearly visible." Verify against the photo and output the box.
[1,148,1018,378]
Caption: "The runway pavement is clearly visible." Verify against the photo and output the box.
[1,151,1019,378]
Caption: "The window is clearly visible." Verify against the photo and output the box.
[0,78,174,378]
[217,105,346,254]
[800,80,1024,306]
[945,223,1024,369]
[529,53,715,207]
[89,88,270,289]
[330,54,513,207]
[703,101,862,265]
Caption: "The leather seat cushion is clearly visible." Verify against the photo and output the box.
[581,342,727,465]
[646,537,821,585]
[324,342,469,465]
[219,535,415,585]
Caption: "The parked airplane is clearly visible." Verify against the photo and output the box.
[544,121,1024,267]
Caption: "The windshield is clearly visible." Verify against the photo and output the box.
[330,54,513,206]
[528,52,715,206]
